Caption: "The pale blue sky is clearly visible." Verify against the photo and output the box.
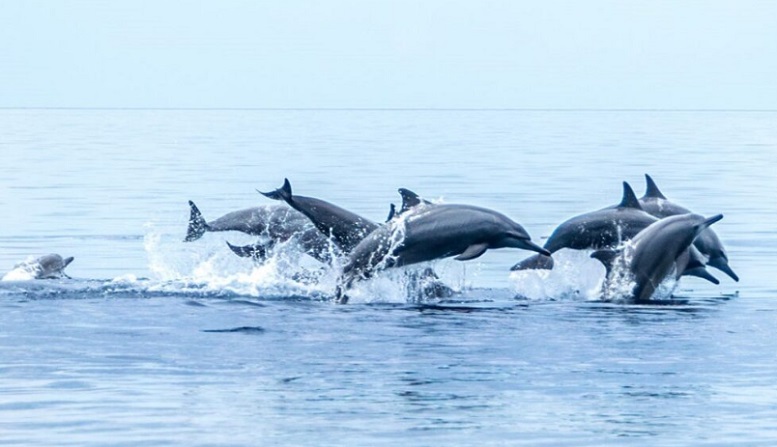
[2,0,775,109]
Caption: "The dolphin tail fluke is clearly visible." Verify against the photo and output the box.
[707,256,739,282]
[510,253,555,271]
[185,200,210,242]
[259,178,293,203]
[643,174,667,199]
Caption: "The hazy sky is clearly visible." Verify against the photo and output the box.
[2,0,775,109]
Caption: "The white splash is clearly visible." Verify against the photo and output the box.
[141,222,337,298]
[509,249,608,301]
[2,259,39,281]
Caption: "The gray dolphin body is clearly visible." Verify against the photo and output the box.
[639,174,738,282]
[510,182,658,271]
[260,179,379,254]
[185,201,312,242]
[11,254,74,279]
[591,213,723,303]
[337,202,549,301]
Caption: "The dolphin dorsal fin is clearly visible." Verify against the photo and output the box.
[386,203,397,222]
[644,174,667,199]
[259,178,293,202]
[617,182,643,210]
[398,188,424,213]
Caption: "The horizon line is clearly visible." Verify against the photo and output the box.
[1,106,776,112]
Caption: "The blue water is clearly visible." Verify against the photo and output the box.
[1,109,776,445]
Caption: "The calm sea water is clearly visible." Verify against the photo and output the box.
[1,109,776,446]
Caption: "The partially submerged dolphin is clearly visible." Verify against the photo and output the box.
[337,200,549,302]
[510,182,658,271]
[3,254,74,281]
[639,174,738,282]
[226,225,334,264]
[591,213,723,303]
[184,201,312,242]
[260,179,379,253]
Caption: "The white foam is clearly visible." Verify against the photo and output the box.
[509,249,608,301]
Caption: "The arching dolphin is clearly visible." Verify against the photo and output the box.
[510,182,658,271]
[3,254,74,281]
[184,201,312,242]
[591,213,723,303]
[639,174,738,282]
[260,179,379,253]
[337,201,549,302]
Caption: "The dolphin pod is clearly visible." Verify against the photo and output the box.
[180,175,737,304]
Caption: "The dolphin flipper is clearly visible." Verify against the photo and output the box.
[226,241,272,261]
[455,243,489,261]
[185,201,210,242]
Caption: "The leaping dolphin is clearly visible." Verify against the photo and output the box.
[510,182,658,271]
[337,199,549,302]
[591,213,723,303]
[639,174,738,282]
[260,179,379,254]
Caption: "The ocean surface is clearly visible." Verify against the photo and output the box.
[1,109,775,446]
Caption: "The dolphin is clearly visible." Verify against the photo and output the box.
[226,225,334,264]
[510,182,658,271]
[639,174,738,282]
[3,254,74,280]
[591,213,723,303]
[337,202,549,302]
[260,179,379,253]
[184,200,312,242]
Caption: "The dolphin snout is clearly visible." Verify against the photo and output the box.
[520,239,551,257]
